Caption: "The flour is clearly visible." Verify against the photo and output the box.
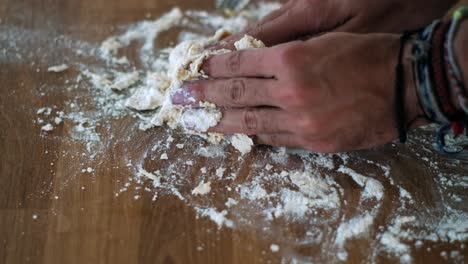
[192,181,212,195]
[180,107,223,132]
[378,216,416,263]
[196,208,234,228]
[125,73,170,110]
[230,134,254,155]
[137,168,161,186]
[270,244,280,252]
[41,124,54,131]
[100,8,184,67]
[335,213,375,261]
[215,167,226,178]
[338,166,384,201]
[54,117,63,125]
[37,107,52,115]
[110,71,139,91]
[47,64,69,72]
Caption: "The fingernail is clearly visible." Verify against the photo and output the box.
[171,84,198,105]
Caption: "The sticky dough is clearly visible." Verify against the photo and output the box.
[129,30,265,154]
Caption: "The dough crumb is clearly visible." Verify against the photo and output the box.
[54,117,63,125]
[192,181,211,195]
[216,167,226,178]
[41,124,54,131]
[230,133,254,155]
[37,107,52,115]
[47,64,69,73]
[234,34,266,50]
[270,244,280,252]
[111,71,139,91]
[225,198,238,207]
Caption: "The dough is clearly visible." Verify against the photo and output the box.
[234,35,266,50]
[126,30,264,154]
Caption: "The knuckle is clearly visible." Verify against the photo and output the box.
[226,51,243,74]
[276,43,304,68]
[247,23,265,38]
[306,141,337,153]
[267,134,281,146]
[261,112,277,132]
[278,83,308,108]
[298,0,312,7]
[326,143,341,153]
[224,79,246,105]
[242,108,259,131]
[298,117,321,137]
[194,82,207,101]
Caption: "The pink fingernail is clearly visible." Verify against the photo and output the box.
[171,84,198,105]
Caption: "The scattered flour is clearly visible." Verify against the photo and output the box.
[41,124,54,131]
[196,208,233,228]
[215,167,226,178]
[192,181,212,196]
[270,244,280,252]
[160,153,168,160]
[335,213,375,261]
[230,134,254,155]
[47,64,69,72]
[110,71,139,91]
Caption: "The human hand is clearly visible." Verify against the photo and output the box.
[216,0,456,49]
[172,33,425,152]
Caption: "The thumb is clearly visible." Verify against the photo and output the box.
[207,1,294,50]
[244,0,353,46]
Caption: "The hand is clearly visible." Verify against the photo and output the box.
[172,33,425,152]
[216,0,456,49]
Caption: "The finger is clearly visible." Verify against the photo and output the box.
[255,133,303,148]
[172,78,279,107]
[203,49,276,78]
[247,0,354,46]
[210,108,293,134]
[209,1,294,50]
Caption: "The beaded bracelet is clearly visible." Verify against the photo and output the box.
[408,7,468,156]
[445,7,468,116]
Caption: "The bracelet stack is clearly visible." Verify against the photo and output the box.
[407,6,468,155]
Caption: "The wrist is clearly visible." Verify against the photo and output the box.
[402,37,430,128]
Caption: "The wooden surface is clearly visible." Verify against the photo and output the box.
[0,1,467,263]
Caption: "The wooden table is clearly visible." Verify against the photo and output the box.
[1,0,467,263]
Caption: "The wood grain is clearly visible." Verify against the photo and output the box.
[0,0,467,263]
